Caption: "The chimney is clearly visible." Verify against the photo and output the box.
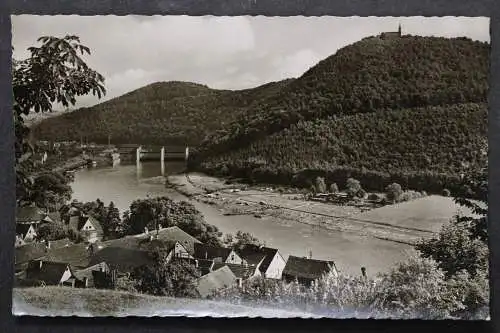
[39,260,43,269]
[195,259,199,268]
[361,267,367,278]
[205,251,208,259]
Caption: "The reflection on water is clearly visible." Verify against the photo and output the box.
[71,161,411,275]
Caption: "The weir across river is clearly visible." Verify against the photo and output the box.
[115,144,189,163]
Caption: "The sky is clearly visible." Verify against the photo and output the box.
[11,16,490,108]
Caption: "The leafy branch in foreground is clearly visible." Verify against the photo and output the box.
[14,35,106,205]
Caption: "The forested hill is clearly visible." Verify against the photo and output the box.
[195,34,489,194]
[198,35,489,156]
[31,79,293,146]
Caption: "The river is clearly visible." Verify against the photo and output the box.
[71,161,412,276]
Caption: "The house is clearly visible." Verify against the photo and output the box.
[15,242,48,272]
[73,262,110,288]
[153,226,202,255]
[41,242,95,269]
[194,265,237,298]
[211,262,259,286]
[195,259,215,276]
[16,206,52,225]
[237,244,286,279]
[282,255,338,286]
[194,243,244,264]
[16,224,37,247]
[25,260,79,287]
[68,215,104,243]
[89,234,193,273]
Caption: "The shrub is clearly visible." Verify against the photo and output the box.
[367,193,381,201]
[315,177,327,193]
[345,178,362,198]
[386,183,403,203]
[400,190,424,202]
[329,183,339,194]
[442,189,451,197]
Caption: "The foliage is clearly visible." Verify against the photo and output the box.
[113,275,138,293]
[442,189,451,197]
[223,231,264,251]
[385,183,403,203]
[121,197,222,245]
[25,171,72,212]
[200,103,487,195]
[213,256,472,319]
[133,253,200,297]
[329,183,339,194]
[345,178,362,198]
[314,177,327,193]
[36,222,67,241]
[415,166,488,318]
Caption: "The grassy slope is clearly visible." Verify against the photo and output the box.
[12,287,315,317]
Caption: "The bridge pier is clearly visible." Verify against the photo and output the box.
[136,146,142,164]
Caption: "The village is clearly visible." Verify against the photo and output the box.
[14,203,340,299]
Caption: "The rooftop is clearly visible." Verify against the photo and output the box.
[195,266,237,298]
[283,256,337,280]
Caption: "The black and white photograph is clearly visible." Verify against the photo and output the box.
[11,15,490,319]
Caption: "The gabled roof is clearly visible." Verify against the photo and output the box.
[195,266,237,298]
[283,256,337,280]
[237,244,280,274]
[70,215,104,234]
[47,238,72,250]
[90,236,181,272]
[42,243,93,269]
[212,262,255,279]
[16,206,46,223]
[16,224,35,238]
[153,226,202,254]
[26,260,73,285]
[15,242,47,265]
[194,243,232,261]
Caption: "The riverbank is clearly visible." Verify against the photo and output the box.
[166,172,467,246]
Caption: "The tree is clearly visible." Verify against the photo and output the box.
[329,183,339,194]
[104,201,121,239]
[123,197,222,245]
[386,183,403,203]
[133,245,200,297]
[36,222,67,241]
[345,178,362,198]
[224,231,264,251]
[374,256,464,319]
[314,176,327,193]
[14,35,106,206]
[28,172,72,212]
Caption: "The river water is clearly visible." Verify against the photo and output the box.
[71,161,412,276]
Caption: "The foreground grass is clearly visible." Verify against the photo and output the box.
[12,287,316,317]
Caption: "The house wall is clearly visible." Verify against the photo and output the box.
[264,253,286,279]
[225,250,244,265]
[59,267,73,284]
[25,226,37,241]
[174,242,192,259]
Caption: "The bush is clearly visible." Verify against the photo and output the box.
[345,178,362,198]
[399,190,424,202]
[329,183,339,194]
[314,176,327,193]
[385,183,403,203]
[367,193,381,201]
[442,189,451,197]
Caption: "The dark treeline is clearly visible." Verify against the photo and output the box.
[199,103,487,196]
